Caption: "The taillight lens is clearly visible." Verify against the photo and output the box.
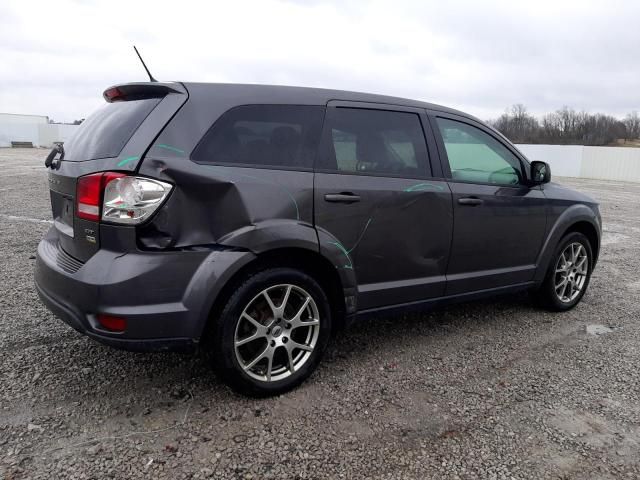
[102,176,172,224]
[77,173,125,221]
[76,172,172,224]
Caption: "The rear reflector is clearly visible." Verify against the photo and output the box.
[97,314,127,332]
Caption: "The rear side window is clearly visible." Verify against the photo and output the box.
[320,108,429,176]
[436,118,523,185]
[64,98,161,161]
[192,105,325,169]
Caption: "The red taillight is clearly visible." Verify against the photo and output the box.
[97,314,127,332]
[76,172,125,222]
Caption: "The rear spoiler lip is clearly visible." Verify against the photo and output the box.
[102,82,187,103]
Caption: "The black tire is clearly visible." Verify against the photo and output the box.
[209,268,332,397]
[535,232,593,311]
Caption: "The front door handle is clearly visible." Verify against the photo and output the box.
[458,197,483,206]
[324,193,361,204]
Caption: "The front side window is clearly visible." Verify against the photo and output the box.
[320,108,429,176]
[436,118,523,185]
[192,105,325,169]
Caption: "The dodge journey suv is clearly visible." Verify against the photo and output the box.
[36,82,601,396]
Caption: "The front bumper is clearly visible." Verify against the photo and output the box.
[34,226,254,352]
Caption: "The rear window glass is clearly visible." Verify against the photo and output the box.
[192,105,325,169]
[63,98,161,161]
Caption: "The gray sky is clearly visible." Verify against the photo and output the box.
[1,0,638,123]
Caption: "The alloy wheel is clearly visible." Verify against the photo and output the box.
[554,242,589,303]
[234,284,320,382]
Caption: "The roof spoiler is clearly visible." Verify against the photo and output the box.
[102,82,186,103]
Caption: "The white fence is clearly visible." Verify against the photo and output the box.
[0,122,79,148]
[516,144,640,182]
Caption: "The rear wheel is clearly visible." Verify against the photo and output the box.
[210,268,332,396]
[536,232,593,311]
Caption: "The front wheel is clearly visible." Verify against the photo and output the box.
[535,232,593,311]
[210,268,332,396]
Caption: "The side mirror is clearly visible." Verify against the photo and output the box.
[531,161,551,184]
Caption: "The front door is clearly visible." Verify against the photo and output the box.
[430,114,547,295]
[314,103,453,311]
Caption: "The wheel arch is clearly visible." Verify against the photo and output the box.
[534,205,601,283]
[199,246,350,343]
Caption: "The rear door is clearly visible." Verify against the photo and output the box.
[429,112,547,295]
[46,83,187,262]
[314,102,452,311]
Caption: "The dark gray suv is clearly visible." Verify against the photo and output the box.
[35,82,601,396]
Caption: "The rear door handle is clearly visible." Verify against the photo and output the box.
[458,197,483,206]
[324,193,361,204]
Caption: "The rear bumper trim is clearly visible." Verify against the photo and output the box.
[35,279,196,353]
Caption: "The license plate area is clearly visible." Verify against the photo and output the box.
[50,191,75,238]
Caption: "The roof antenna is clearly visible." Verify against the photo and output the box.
[133,45,157,82]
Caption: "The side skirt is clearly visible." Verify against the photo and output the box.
[348,281,536,324]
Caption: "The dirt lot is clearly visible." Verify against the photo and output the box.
[1,148,639,479]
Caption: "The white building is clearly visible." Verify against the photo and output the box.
[0,113,79,148]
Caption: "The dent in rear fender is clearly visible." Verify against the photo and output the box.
[137,157,313,248]
[534,203,601,282]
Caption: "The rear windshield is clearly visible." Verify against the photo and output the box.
[63,98,161,161]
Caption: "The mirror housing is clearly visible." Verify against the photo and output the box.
[531,161,551,184]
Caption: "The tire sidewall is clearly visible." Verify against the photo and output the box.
[543,232,593,311]
[214,268,332,396]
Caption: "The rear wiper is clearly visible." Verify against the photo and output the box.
[45,142,65,169]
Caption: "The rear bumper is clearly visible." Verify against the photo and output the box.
[35,280,194,352]
[34,226,254,352]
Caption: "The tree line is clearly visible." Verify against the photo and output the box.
[489,105,640,146]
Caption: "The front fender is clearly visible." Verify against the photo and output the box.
[534,204,601,283]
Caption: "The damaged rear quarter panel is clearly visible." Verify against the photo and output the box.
[138,156,315,249]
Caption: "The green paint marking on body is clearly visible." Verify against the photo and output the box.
[348,217,372,253]
[116,156,139,168]
[403,183,445,192]
[328,241,353,269]
[154,144,185,155]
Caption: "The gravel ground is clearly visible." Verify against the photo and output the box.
[1,148,639,479]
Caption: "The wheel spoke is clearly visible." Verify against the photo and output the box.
[265,349,274,382]
[288,340,313,352]
[280,285,292,313]
[289,296,311,326]
[263,291,278,317]
[235,332,263,347]
[559,281,569,300]
[244,345,270,370]
[242,313,264,331]
[286,347,295,373]
[297,318,319,328]
[555,277,568,292]
[575,256,587,272]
